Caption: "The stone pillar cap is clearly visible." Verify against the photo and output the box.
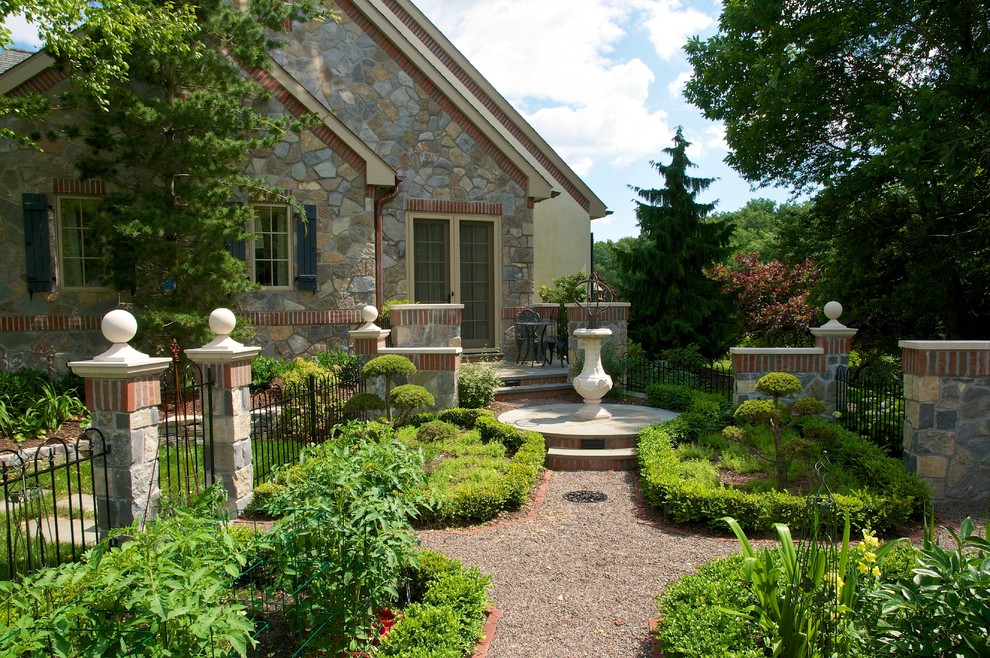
[69,309,171,377]
[186,308,261,362]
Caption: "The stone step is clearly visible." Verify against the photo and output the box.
[495,383,574,402]
[546,447,638,471]
[463,352,505,364]
[541,434,638,450]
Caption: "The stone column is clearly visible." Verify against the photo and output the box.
[69,310,171,533]
[809,301,858,415]
[186,309,261,514]
[900,340,990,502]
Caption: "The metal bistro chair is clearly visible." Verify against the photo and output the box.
[541,308,568,367]
[514,308,542,364]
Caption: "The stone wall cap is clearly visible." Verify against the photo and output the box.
[810,327,858,338]
[68,357,172,379]
[185,346,262,364]
[899,340,990,351]
[379,346,463,355]
[388,303,465,311]
[730,347,824,355]
[533,302,631,308]
[350,327,391,339]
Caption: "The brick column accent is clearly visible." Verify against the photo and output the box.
[69,310,171,533]
[899,340,990,502]
[809,301,858,414]
[186,309,261,514]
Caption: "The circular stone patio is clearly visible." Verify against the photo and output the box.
[498,403,677,438]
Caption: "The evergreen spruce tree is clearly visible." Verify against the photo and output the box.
[617,127,737,359]
[62,0,331,350]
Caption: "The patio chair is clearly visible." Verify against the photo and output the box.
[514,308,542,364]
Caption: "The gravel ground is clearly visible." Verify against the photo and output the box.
[419,470,749,658]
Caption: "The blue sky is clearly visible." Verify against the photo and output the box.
[4,0,793,242]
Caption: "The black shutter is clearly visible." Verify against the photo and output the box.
[23,193,53,297]
[296,204,318,291]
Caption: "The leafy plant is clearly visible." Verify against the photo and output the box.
[250,354,289,388]
[0,368,89,442]
[866,517,990,657]
[457,361,500,409]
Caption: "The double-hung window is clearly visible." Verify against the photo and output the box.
[57,196,107,290]
[250,205,292,288]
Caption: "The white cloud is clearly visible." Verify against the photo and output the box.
[667,70,692,98]
[2,14,43,50]
[685,123,728,161]
[415,0,677,172]
[634,0,714,60]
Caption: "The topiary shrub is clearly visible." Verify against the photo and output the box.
[417,420,460,444]
[437,408,494,429]
[343,392,386,418]
[361,354,418,424]
[457,362,500,409]
[730,372,825,489]
[391,384,435,426]
[405,411,438,428]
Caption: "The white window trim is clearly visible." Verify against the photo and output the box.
[248,203,294,291]
[55,195,110,292]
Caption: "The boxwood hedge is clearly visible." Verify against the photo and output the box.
[638,417,930,534]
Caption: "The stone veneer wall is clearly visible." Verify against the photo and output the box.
[273,4,534,309]
[732,347,829,402]
[900,341,990,502]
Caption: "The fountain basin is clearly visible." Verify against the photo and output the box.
[498,403,678,471]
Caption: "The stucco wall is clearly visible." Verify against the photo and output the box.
[533,194,592,292]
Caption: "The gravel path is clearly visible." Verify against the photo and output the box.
[418,470,747,658]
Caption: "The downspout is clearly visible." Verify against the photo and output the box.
[374,175,404,311]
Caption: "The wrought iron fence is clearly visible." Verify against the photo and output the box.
[251,365,364,485]
[625,357,733,400]
[159,340,215,505]
[835,365,905,456]
[0,428,111,581]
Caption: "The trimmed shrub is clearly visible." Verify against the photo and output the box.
[417,420,460,444]
[475,415,527,453]
[457,362,500,409]
[437,407,494,429]
[637,421,930,534]
[405,411,438,428]
[390,384,435,424]
[646,383,695,411]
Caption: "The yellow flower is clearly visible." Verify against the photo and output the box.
[858,562,869,574]
[872,566,881,578]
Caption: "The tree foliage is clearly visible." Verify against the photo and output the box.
[36,0,334,348]
[616,127,737,359]
[685,0,990,348]
[710,198,814,265]
[710,252,820,347]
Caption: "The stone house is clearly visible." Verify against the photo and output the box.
[0,0,607,371]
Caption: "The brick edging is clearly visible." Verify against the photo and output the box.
[471,606,502,658]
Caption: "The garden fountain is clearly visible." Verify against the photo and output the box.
[498,273,676,470]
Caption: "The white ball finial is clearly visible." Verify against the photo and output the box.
[209,308,237,336]
[824,301,843,321]
[102,309,138,344]
[361,305,379,323]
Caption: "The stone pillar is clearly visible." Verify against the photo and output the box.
[69,310,171,533]
[186,309,261,514]
[809,301,857,415]
[900,340,990,502]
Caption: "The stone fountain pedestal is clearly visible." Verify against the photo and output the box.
[498,326,678,471]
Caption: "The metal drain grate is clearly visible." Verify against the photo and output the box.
[563,490,608,503]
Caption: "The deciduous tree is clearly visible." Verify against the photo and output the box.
[685,0,990,346]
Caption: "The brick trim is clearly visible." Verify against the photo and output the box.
[336,0,528,193]
[732,352,826,374]
[247,67,369,179]
[0,315,102,332]
[902,347,990,377]
[6,68,68,97]
[240,310,363,326]
[85,376,162,412]
[53,179,107,196]
[403,351,459,371]
[380,0,592,212]
[406,198,501,216]
[390,306,462,326]
[503,304,629,322]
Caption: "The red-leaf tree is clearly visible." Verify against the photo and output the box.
[710,252,820,347]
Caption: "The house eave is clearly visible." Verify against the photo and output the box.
[0,51,55,95]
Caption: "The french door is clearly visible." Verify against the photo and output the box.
[411,217,496,350]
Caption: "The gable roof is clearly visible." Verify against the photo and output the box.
[0,48,33,75]
[356,0,608,218]
[0,4,608,217]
